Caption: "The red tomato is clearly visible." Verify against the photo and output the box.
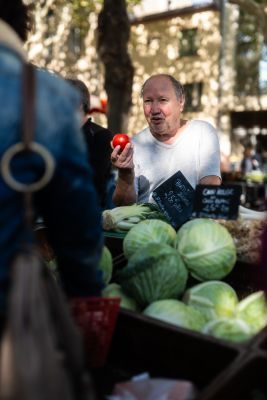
[100,98,107,111]
[112,134,130,151]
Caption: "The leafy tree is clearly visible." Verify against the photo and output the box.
[229,0,267,44]
[229,0,267,95]
[235,9,262,95]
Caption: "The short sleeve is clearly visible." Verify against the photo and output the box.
[198,122,221,182]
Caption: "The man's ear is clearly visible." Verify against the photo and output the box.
[179,96,185,112]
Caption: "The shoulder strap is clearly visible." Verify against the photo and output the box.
[22,63,35,228]
[22,63,35,149]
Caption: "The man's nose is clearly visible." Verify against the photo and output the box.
[150,101,160,113]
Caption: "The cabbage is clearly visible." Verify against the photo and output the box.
[102,283,138,311]
[143,299,206,332]
[202,318,252,342]
[235,291,267,334]
[175,219,236,281]
[98,246,113,285]
[117,243,188,307]
[123,219,176,259]
[245,170,264,183]
[183,281,238,322]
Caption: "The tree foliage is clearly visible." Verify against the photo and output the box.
[229,0,267,44]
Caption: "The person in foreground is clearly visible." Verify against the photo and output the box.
[66,78,114,210]
[111,74,221,206]
[0,1,103,317]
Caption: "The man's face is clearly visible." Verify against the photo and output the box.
[142,76,185,142]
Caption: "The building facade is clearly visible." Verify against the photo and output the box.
[26,0,267,160]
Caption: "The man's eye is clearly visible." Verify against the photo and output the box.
[160,98,168,102]
[144,99,152,104]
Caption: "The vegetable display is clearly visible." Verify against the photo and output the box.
[143,299,206,332]
[102,204,267,344]
[102,203,167,232]
[123,219,176,259]
[117,243,188,307]
[102,283,139,311]
[98,245,113,285]
[175,218,236,281]
[202,318,252,343]
[183,281,238,322]
[235,291,267,334]
[238,205,267,221]
[217,218,265,264]
[244,170,266,184]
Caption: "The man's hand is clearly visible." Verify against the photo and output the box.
[111,142,136,205]
[111,142,134,170]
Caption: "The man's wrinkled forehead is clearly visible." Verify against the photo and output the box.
[142,76,175,97]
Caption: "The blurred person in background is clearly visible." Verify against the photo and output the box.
[240,143,262,177]
[260,149,267,174]
[111,74,221,205]
[0,0,104,325]
[66,78,115,210]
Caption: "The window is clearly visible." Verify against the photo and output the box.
[179,28,198,57]
[183,82,203,111]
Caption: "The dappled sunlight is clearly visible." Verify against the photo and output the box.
[128,10,222,135]
[26,3,227,135]
[167,45,178,60]
[25,1,267,154]
[77,58,88,71]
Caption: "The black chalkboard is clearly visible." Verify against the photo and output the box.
[192,184,242,220]
[152,171,195,229]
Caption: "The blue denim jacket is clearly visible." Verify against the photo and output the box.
[0,46,103,314]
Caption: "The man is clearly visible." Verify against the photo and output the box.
[240,143,262,177]
[0,1,103,315]
[111,74,221,205]
[66,78,114,210]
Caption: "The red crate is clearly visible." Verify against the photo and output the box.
[71,297,120,368]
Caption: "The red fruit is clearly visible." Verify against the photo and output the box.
[100,98,107,111]
[112,134,130,151]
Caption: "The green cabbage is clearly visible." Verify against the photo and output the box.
[102,283,138,311]
[117,243,188,307]
[183,281,238,322]
[98,246,113,285]
[123,219,176,259]
[175,219,236,281]
[143,299,206,332]
[202,318,252,342]
[235,291,267,334]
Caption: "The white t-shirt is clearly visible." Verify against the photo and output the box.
[132,119,221,203]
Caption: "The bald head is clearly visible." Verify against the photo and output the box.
[141,74,185,102]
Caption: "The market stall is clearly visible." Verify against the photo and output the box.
[88,202,267,400]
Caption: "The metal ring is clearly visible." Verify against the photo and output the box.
[1,142,55,192]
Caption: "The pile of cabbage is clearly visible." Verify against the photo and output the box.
[98,245,139,312]
[101,217,267,343]
[143,284,267,342]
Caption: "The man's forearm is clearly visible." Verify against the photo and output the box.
[112,169,137,206]
[199,175,221,185]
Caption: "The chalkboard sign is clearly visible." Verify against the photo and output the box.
[192,184,242,220]
[152,171,195,229]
